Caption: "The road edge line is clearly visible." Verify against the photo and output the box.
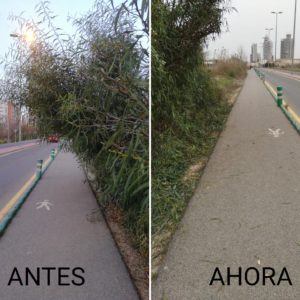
[0,143,38,157]
[0,148,60,236]
[254,68,300,134]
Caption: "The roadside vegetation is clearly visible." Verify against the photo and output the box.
[278,63,300,73]
[0,0,149,256]
[211,57,247,104]
[0,123,37,143]
[152,0,246,276]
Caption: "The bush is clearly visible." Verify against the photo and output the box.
[212,58,247,79]
[1,0,149,255]
[152,0,232,254]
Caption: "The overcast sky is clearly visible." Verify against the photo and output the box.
[207,0,299,61]
[1,1,298,65]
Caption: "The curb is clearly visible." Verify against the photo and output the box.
[82,166,146,300]
[0,177,39,234]
[0,147,60,235]
[254,68,300,134]
[280,105,300,132]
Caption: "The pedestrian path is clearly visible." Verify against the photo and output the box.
[153,70,300,299]
[0,151,138,300]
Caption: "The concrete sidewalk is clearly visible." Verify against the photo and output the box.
[0,151,138,299]
[153,70,300,299]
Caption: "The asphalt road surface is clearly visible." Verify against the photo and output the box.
[0,151,138,299]
[258,68,300,116]
[0,139,38,149]
[153,70,300,299]
[0,141,57,211]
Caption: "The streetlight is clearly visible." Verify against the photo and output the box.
[10,28,35,45]
[9,28,36,143]
[271,11,283,63]
[292,0,298,65]
[265,28,274,37]
[10,33,22,142]
[9,31,35,142]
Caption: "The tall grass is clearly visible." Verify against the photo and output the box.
[152,0,234,272]
[211,58,247,79]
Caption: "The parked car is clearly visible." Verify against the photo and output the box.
[47,134,59,143]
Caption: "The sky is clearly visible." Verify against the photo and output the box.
[207,0,300,61]
[1,1,297,65]
[0,0,144,75]
[0,0,96,63]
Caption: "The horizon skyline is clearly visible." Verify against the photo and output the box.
[208,0,299,61]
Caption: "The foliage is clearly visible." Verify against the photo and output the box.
[211,57,247,79]
[152,0,233,261]
[1,0,149,254]
[152,93,230,236]
[280,63,300,72]
[152,0,232,125]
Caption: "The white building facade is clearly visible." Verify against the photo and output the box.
[250,44,259,63]
[263,36,273,62]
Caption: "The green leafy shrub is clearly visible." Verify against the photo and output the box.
[152,0,234,264]
[1,0,149,255]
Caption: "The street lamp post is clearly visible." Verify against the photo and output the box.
[9,29,36,143]
[292,0,298,65]
[271,11,283,63]
[265,28,274,37]
[7,109,10,143]
[19,112,22,142]
[9,33,26,142]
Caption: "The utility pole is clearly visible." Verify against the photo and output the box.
[271,11,283,63]
[292,0,297,64]
[10,30,36,142]
[7,105,10,143]
[18,108,22,142]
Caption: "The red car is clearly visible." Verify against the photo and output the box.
[47,135,59,143]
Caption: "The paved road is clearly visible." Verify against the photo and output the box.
[278,68,300,75]
[0,139,38,149]
[258,68,300,116]
[0,151,138,299]
[153,70,300,299]
[0,141,57,211]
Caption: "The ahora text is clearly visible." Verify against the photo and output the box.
[209,267,292,286]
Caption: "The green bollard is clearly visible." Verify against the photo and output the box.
[51,149,55,160]
[277,86,283,107]
[36,160,43,180]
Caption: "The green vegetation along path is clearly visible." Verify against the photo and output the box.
[153,69,300,299]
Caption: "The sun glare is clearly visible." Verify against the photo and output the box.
[23,28,35,45]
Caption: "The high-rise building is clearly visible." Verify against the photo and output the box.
[280,34,293,59]
[0,101,16,125]
[263,36,273,61]
[0,102,8,124]
[250,44,259,63]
